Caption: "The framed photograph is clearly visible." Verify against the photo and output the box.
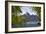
[5,1,45,33]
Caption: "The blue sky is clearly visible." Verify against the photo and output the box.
[20,6,37,15]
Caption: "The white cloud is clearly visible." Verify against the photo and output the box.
[20,6,37,15]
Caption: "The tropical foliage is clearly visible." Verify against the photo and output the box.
[32,7,41,17]
[12,6,25,27]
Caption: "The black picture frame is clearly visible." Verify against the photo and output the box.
[5,1,45,33]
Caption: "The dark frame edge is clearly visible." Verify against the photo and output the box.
[5,1,45,33]
[5,1,8,33]
[43,3,45,31]
[5,1,45,4]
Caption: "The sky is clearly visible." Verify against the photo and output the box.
[19,6,37,15]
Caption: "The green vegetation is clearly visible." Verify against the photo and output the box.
[12,6,25,27]
[12,6,22,13]
[32,7,41,17]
